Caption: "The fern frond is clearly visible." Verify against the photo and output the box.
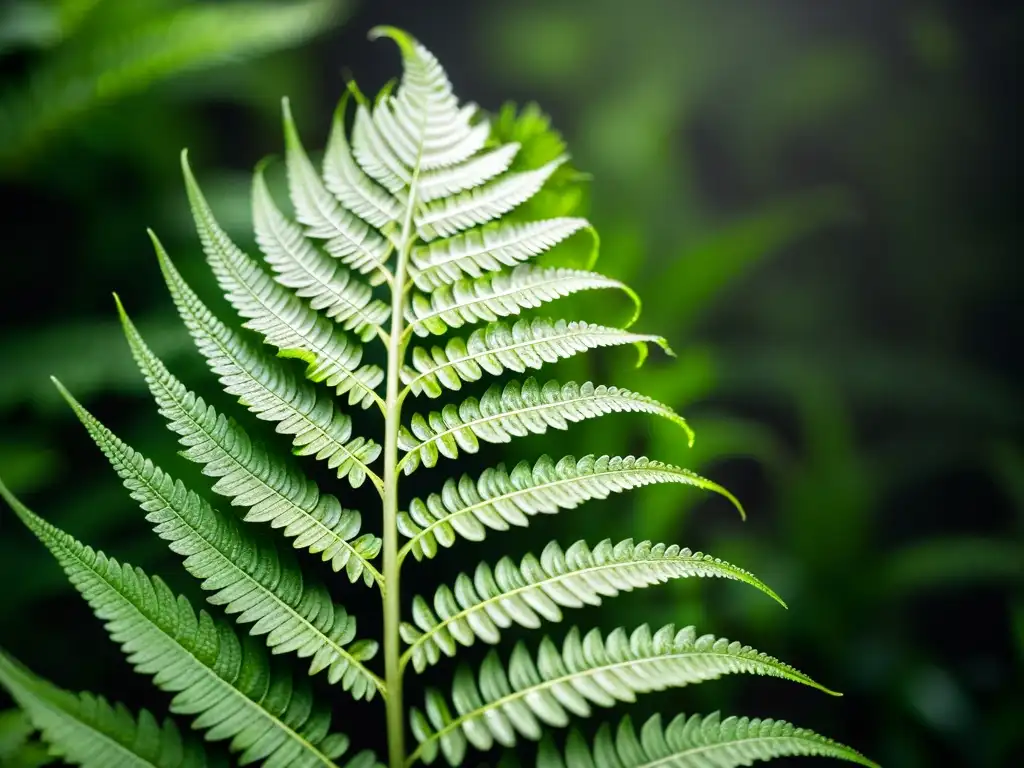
[282,99,395,285]
[56,382,384,700]
[115,299,383,586]
[398,379,693,474]
[405,266,639,338]
[0,648,209,768]
[153,234,382,489]
[253,164,390,342]
[0,482,370,768]
[181,152,385,409]
[398,454,743,562]
[400,319,672,399]
[399,539,782,673]
[409,624,833,765]
[537,712,879,768]
[0,26,873,768]
[408,218,594,291]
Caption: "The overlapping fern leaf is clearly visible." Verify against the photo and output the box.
[537,713,877,768]
[0,483,373,768]
[55,382,382,701]
[0,24,875,768]
[408,624,837,764]
[0,648,213,768]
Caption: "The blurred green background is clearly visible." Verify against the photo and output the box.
[1,1,1021,766]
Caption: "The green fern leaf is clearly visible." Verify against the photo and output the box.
[537,712,879,768]
[401,318,672,399]
[0,648,210,768]
[404,265,640,338]
[253,163,390,342]
[153,234,381,489]
[115,299,382,585]
[408,218,595,291]
[412,158,566,241]
[282,98,395,286]
[410,624,834,765]
[0,482,370,768]
[56,382,384,700]
[398,378,694,474]
[181,152,384,409]
[323,93,404,231]
[415,142,522,204]
[399,539,782,673]
[398,454,744,562]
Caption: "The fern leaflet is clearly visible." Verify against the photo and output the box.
[400,319,671,399]
[539,712,880,768]
[409,623,835,764]
[398,379,695,474]
[400,539,781,673]
[398,454,744,562]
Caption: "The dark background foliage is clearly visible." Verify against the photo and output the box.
[1,1,1021,766]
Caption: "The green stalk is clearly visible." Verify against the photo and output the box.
[383,193,418,768]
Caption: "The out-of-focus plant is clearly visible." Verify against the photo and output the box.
[0,0,345,171]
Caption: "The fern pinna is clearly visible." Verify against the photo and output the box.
[0,26,877,768]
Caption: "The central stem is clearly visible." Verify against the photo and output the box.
[383,200,416,768]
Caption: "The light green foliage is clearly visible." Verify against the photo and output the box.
[539,712,877,768]
[398,379,695,474]
[401,318,668,399]
[56,383,381,699]
[409,624,838,765]
[0,25,873,768]
[0,649,210,768]
[115,292,381,582]
[155,239,382,488]
[397,454,743,561]
[0,482,368,768]
[399,540,780,674]
[405,264,638,337]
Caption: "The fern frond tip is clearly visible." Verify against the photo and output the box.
[344,78,370,106]
[367,25,416,53]
[281,96,301,147]
[49,377,81,415]
[0,477,50,541]
[254,155,277,176]
[144,227,162,251]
